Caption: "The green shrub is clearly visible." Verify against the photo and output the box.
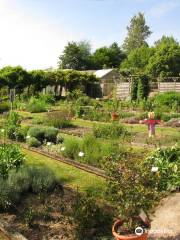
[73,192,113,240]
[0,144,24,178]
[62,138,81,159]
[15,125,30,142]
[45,110,72,129]
[153,92,180,111]
[76,96,92,106]
[28,166,57,193]
[27,126,58,143]
[39,93,55,104]
[93,123,128,139]
[26,97,47,113]
[27,137,41,147]
[5,111,21,140]
[44,127,59,142]
[144,145,180,191]
[0,102,10,113]
[0,165,58,210]
[27,127,45,142]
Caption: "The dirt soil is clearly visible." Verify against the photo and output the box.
[149,192,180,240]
[0,187,76,240]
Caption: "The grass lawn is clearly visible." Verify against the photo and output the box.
[23,148,106,198]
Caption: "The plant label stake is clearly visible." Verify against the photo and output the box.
[9,88,16,111]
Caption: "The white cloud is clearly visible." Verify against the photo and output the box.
[147,1,180,19]
[0,0,77,70]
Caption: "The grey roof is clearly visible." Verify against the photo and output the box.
[94,69,113,78]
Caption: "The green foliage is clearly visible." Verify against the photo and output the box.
[23,207,36,227]
[27,137,41,147]
[144,145,180,191]
[28,166,57,193]
[26,97,47,113]
[59,41,92,70]
[92,42,125,69]
[0,165,58,210]
[0,66,29,92]
[27,126,59,143]
[104,153,157,231]
[5,111,21,140]
[137,75,150,100]
[93,123,128,139]
[61,134,120,167]
[146,36,180,77]
[45,110,72,129]
[120,45,154,74]
[130,78,138,101]
[62,138,81,160]
[73,192,113,240]
[0,144,24,178]
[153,92,180,111]
[0,102,10,113]
[122,12,151,53]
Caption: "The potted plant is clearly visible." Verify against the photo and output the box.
[104,154,155,240]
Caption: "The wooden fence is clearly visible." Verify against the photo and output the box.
[116,82,180,99]
[116,82,130,99]
[158,82,180,93]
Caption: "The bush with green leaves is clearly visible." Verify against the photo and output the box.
[0,144,24,178]
[144,145,180,191]
[0,102,10,113]
[104,153,158,232]
[93,123,129,139]
[62,138,81,160]
[73,192,113,240]
[4,111,21,140]
[27,137,41,147]
[26,97,47,113]
[27,126,59,143]
[0,165,58,210]
[45,110,72,129]
[61,134,121,167]
[153,92,180,112]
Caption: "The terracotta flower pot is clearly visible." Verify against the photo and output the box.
[111,112,119,121]
[112,220,148,240]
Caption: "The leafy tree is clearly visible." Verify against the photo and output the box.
[0,66,29,93]
[29,70,47,94]
[146,36,180,77]
[59,41,92,70]
[92,42,125,69]
[123,12,152,54]
[120,45,154,74]
[137,75,150,100]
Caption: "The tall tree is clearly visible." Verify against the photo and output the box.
[120,45,154,74]
[146,36,180,77]
[58,41,92,70]
[92,42,125,69]
[123,12,152,54]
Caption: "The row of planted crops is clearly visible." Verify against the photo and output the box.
[0,91,179,239]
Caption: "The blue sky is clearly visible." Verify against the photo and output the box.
[0,0,179,69]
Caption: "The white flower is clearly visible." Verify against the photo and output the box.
[60,146,65,151]
[26,135,31,139]
[47,142,52,146]
[151,166,158,173]
[78,151,84,157]
[1,129,4,133]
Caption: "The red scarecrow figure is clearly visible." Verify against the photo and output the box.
[139,112,161,138]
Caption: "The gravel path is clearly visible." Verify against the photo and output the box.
[149,192,180,240]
